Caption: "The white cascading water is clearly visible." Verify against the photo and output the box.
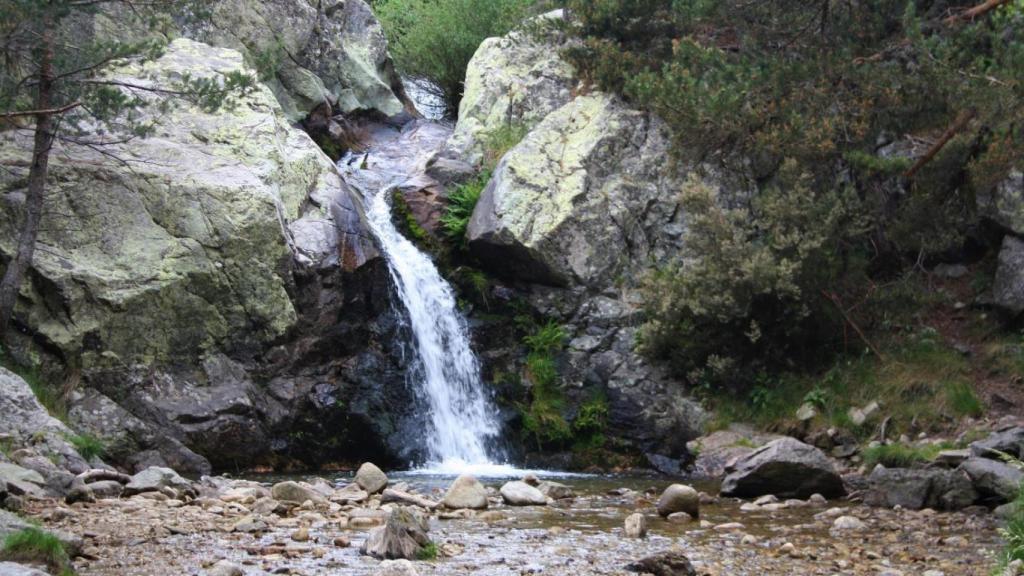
[363,184,503,468]
[339,121,512,474]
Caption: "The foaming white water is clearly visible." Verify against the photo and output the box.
[361,171,502,466]
[408,459,589,479]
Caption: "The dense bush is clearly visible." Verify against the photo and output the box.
[373,0,537,114]
[566,0,1024,389]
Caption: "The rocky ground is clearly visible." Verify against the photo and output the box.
[4,466,1004,576]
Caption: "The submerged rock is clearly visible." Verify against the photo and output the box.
[656,484,700,518]
[355,462,389,494]
[360,508,432,560]
[721,438,845,499]
[500,481,547,506]
[626,550,697,576]
[442,475,488,510]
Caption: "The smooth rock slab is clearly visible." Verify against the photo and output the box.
[500,481,547,506]
[865,467,977,510]
[720,438,845,499]
[442,475,488,510]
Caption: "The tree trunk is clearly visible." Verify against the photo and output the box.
[0,18,56,338]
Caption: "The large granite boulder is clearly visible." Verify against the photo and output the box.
[0,38,387,471]
[189,0,411,121]
[959,457,1023,503]
[445,10,575,166]
[468,93,689,288]
[0,369,88,478]
[865,466,978,510]
[720,438,845,499]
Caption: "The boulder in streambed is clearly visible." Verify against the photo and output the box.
[865,466,977,510]
[271,481,327,506]
[355,462,389,494]
[625,550,697,576]
[442,475,488,510]
[500,481,547,506]
[123,467,196,500]
[720,438,845,499]
[656,484,700,518]
[537,480,575,500]
[360,507,433,560]
[958,457,1024,503]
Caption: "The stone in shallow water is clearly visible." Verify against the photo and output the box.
[721,438,845,499]
[656,484,699,518]
[499,481,547,506]
[624,513,647,538]
[355,462,389,494]
[442,475,488,510]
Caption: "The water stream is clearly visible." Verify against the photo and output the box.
[338,121,507,474]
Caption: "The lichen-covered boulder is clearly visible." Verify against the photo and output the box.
[190,0,411,121]
[446,10,576,165]
[0,38,379,471]
[467,93,691,288]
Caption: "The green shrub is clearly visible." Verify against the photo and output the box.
[66,433,105,461]
[638,165,870,389]
[374,0,536,113]
[440,171,489,246]
[998,456,1024,569]
[1,528,74,575]
[944,381,984,418]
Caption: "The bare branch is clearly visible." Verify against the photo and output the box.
[0,101,81,119]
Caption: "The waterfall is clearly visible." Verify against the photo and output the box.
[339,121,505,471]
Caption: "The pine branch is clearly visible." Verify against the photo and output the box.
[903,109,976,179]
[0,101,81,119]
[944,0,1013,25]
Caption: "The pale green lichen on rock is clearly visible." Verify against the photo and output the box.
[448,11,576,165]
[0,38,342,369]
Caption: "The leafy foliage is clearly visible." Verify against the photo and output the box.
[67,433,105,461]
[373,0,536,113]
[567,0,1024,396]
[440,172,489,246]
[639,165,869,388]
[520,321,571,448]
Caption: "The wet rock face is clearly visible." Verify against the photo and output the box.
[194,0,412,121]
[721,438,846,499]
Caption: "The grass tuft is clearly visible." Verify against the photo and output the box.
[0,527,74,575]
[66,433,105,461]
[417,541,439,561]
[862,442,952,469]
[440,172,489,246]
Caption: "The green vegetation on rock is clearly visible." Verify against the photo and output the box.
[440,172,489,246]
[862,442,954,469]
[998,457,1024,570]
[0,527,75,576]
[374,0,536,113]
[520,321,571,448]
[66,433,105,461]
